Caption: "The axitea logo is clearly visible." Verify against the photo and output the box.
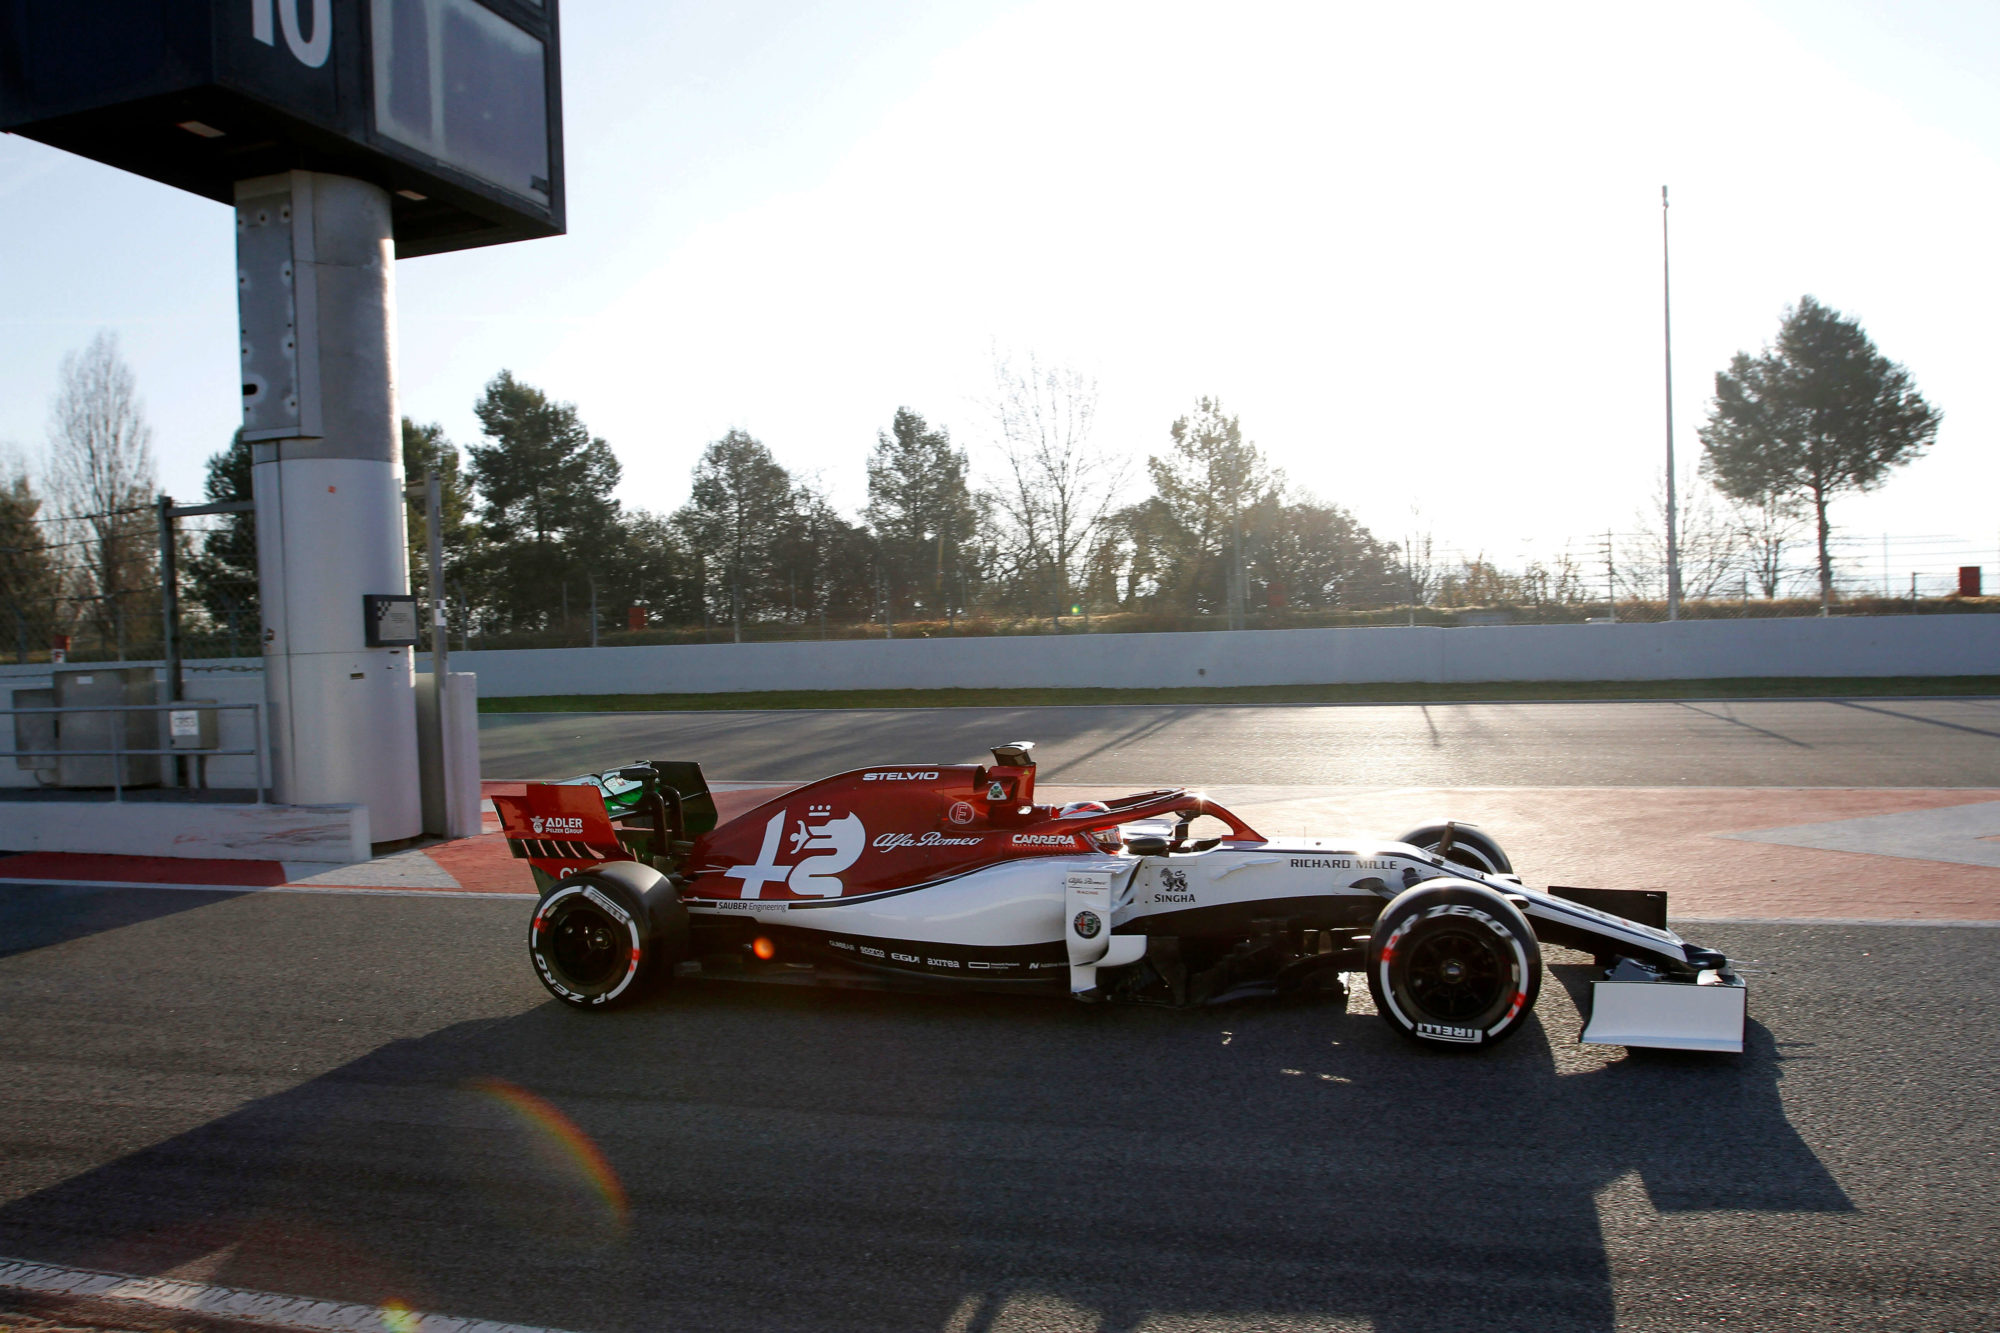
[1012,834,1077,847]
[531,815,585,835]
[873,832,983,850]
[863,771,940,781]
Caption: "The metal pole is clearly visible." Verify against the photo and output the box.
[426,469,446,682]
[156,495,182,704]
[1662,185,1681,622]
[157,493,184,786]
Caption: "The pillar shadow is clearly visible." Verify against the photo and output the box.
[0,882,244,962]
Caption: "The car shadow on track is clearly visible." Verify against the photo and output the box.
[0,978,1849,1333]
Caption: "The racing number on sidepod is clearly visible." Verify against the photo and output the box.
[723,807,866,898]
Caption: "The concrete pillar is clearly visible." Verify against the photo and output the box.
[236,170,420,843]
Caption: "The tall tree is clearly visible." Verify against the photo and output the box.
[674,430,796,641]
[0,456,59,662]
[44,331,157,656]
[182,431,260,650]
[987,354,1120,628]
[401,418,477,626]
[464,372,621,632]
[1699,296,1941,611]
[1250,494,1400,612]
[1148,398,1274,622]
[866,407,978,625]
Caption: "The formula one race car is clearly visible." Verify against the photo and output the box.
[494,742,1746,1053]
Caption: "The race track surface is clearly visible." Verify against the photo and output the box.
[479,697,2000,787]
[7,698,2000,1332]
[0,889,1995,1333]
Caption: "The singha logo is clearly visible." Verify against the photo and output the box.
[1160,869,1189,892]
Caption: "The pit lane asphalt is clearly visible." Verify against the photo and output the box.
[1,888,1996,1333]
[479,697,2000,787]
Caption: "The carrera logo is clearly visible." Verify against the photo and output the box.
[531,815,586,836]
[863,771,939,781]
[1012,834,1078,847]
[873,831,984,850]
[1416,1022,1482,1043]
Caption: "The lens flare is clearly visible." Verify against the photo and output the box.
[751,936,777,961]
[380,1300,421,1333]
[467,1076,629,1233]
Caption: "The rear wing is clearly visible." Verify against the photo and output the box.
[494,760,717,889]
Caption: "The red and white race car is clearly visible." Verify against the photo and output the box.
[494,742,1745,1053]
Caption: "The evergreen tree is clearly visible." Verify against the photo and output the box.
[1147,398,1275,620]
[464,372,621,632]
[0,460,59,662]
[1699,296,1941,611]
[865,407,977,623]
[673,430,796,640]
[183,432,260,652]
[401,418,478,631]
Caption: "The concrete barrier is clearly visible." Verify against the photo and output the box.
[412,614,2000,698]
[0,800,369,864]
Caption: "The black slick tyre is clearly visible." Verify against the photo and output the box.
[529,862,686,1009]
[1396,822,1513,876]
[1368,879,1541,1049]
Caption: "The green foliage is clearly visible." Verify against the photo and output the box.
[183,431,259,644]
[1147,398,1275,612]
[0,462,59,660]
[866,407,978,618]
[465,372,622,631]
[1251,496,1401,610]
[1699,296,1941,606]
[401,418,477,602]
[674,430,801,635]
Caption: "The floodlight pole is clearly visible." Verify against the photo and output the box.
[1662,185,1681,621]
[238,170,420,840]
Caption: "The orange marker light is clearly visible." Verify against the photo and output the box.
[751,936,776,961]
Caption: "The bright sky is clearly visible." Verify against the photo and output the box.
[3,0,1997,589]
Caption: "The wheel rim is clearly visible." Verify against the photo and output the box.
[1403,927,1507,1021]
[1427,841,1495,874]
[548,904,627,990]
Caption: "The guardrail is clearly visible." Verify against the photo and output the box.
[3,699,269,803]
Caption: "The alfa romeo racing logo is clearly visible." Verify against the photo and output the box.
[1073,910,1102,939]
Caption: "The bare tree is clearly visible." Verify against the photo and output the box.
[1620,474,1742,603]
[1401,509,1441,618]
[45,332,157,657]
[1732,493,1809,599]
[985,353,1123,629]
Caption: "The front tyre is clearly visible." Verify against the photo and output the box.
[1396,822,1513,876]
[1368,880,1541,1049]
[529,864,684,1009]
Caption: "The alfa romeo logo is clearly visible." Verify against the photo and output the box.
[1073,910,1102,939]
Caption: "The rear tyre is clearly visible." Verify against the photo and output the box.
[1368,879,1541,1049]
[1396,822,1513,876]
[529,862,687,1009]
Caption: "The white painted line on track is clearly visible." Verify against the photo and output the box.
[0,1256,583,1333]
[0,877,535,899]
[1674,916,2000,928]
